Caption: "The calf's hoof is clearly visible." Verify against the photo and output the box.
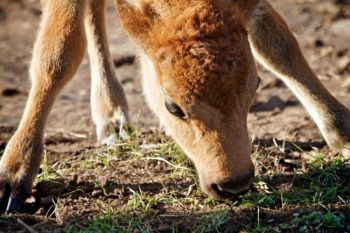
[96,112,131,146]
[0,137,42,214]
[0,179,30,214]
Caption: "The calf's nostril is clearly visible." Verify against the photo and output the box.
[209,183,232,198]
[217,171,255,195]
[204,169,255,198]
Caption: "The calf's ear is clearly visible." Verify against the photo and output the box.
[114,0,155,44]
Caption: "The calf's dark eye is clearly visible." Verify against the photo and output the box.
[165,98,186,119]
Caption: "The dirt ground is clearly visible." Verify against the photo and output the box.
[0,0,350,232]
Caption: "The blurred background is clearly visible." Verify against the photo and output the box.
[0,0,350,148]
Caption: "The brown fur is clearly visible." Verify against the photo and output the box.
[149,1,248,114]
[0,0,350,206]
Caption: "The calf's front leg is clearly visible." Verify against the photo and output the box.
[247,0,350,154]
[0,0,86,213]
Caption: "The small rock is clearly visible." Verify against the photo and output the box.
[330,19,350,36]
[337,56,350,72]
[92,190,103,197]
[98,176,108,187]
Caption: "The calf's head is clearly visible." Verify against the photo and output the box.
[116,0,259,198]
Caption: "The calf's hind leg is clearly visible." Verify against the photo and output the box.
[247,0,350,154]
[0,0,87,213]
[85,0,129,145]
